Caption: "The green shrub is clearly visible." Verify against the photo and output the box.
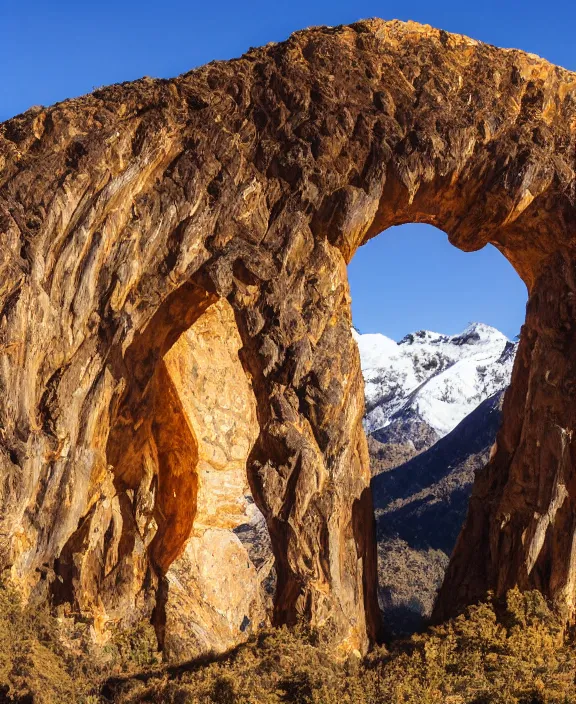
[103,621,160,671]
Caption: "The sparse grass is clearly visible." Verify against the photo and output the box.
[1,577,576,703]
[102,589,576,704]
[0,574,82,703]
[377,536,449,635]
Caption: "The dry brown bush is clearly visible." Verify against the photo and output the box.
[1,577,576,703]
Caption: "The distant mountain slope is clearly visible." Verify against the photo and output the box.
[371,389,506,635]
[355,322,516,439]
[355,320,515,636]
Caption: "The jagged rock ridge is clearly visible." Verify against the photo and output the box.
[356,322,516,439]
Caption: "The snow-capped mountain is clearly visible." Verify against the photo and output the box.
[354,322,517,439]
[354,321,518,635]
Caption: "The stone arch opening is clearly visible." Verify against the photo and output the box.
[347,222,527,635]
[4,17,576,661]
[51,280,276,659]
[323,92,575,626]
[330,123,576,629]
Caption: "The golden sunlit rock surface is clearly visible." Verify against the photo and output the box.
[1,18,576,655]
[161,299,271,660]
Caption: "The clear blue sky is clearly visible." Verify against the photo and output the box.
[2,0,567,340]
[349,226,527,340]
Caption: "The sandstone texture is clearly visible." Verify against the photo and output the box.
[160,299,272,659]
[1,19,576,655]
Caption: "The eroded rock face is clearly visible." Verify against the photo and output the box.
[49,297,271,658]
[1,19,576,653]
[160,299,271,659]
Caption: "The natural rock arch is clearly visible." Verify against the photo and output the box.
[1,19,576,653]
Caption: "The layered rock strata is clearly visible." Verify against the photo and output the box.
[160,299,272,659]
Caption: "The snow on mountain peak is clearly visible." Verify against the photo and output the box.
[356,322,516,438]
